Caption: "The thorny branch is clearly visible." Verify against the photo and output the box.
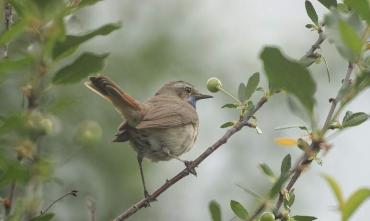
[113,96,269,221]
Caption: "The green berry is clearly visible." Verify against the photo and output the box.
[207,77,222,93]
[259,212,275,221]
[74,121,102,146]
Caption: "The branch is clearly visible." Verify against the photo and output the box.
[113,96,269,221]
[34,190,78,218]
[3,1,13,58]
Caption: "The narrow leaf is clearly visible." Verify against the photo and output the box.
[259,163,275,179]
[52,22,121,60]
[52,52,109,84]
[281,154,291,176]
[342,112,368,128]
[230,200,249,220]
[323,175,345,208]
[292,215,317,221]
[305,1,319,25]
[317,0,337,9]
[344,0,370,23]
[221,103,239,109]
[260,47,316,113]
[238,83,247,102]
[339,20,363,58]
[269,176,288,198]
[0,19,27,47]
[244,72,260,100]
[342,188,370,221]
[220,121,235,128]
[30,213,55,221]
[0,56,34,76]
[209,201,222,221]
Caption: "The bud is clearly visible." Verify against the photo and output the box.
[206,77,222,93]
[259,212,275,221]
[26,111,54,136]
[74,121,102,146]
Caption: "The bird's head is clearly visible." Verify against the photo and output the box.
[155,81,212,108]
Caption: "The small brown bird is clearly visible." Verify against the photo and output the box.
[85,75,212,197]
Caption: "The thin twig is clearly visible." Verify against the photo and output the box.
[113,96,269,221]
[3,1,13,58]
[86,197,97,221]
[36,190,78,216]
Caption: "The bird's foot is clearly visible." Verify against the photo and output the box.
[143,191,157,208]
[184,160,197,176]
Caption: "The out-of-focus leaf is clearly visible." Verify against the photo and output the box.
[30,213,55,221]
[221,103,239,109]
[0,19,27,47]
[259,163,275,179]
[230,200,249,220]
[305,1,319,25]
[269,176,288,198]
[260,47,316,113]
[338,20,363,58]
[52,52,109,84]
[317,0,337,9]
[342,188,370,221]
[220,121,235,128]
[244,72,260,101]
[292,215,317,221]
[342,112,368,128]
[286,96,310,122]
[77,0,103,7]
[323,175,345,208]
[0,160,31,188]
[0,113,25,134]
[52,22,121,60]
[344,0,370,23]
[209,200,222,221]
[0,56,34,77]
[238,83,246,102]
[281,154,291,176]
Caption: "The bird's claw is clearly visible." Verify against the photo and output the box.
[184,161,197,176]
[143,191,157,207]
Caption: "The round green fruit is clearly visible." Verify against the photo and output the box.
[206,77,222,93]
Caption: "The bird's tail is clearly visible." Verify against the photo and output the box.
[85,75,144,125]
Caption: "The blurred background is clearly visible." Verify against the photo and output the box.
[1,0,370,220]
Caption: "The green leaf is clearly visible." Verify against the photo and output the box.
[269,176,288,198]
[292,215,317,221]
[78,0,103,7]
[305,1,319,25]
[221,103,239,109]
[259,163,275,179]
[244,72,260,100]
[281,154,291,176]
[0,113,25,134]
[238,83,247,102]
[260,47,316,113]
[220,121,235,128]
[52,22,121,60]
[317,0,337,9]
[52,52,109,84]
[342,188,370,221]
[342,112,368,128]
[0,56,34,76]
[30,213,55,221]
[323,175,345,208]
[338,20,363,58]
[0,19,27,47]
[230,200,249,220]
[209,200,222,221]
[344,0,370,23]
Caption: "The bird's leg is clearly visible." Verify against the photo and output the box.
[164,149,197,176]
[137,155,155,207]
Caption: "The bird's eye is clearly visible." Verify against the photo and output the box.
[185,86,192,94]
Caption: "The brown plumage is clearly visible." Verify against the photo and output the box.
[85,75,212,197]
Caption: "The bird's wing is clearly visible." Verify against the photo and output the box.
[136,96,198,129]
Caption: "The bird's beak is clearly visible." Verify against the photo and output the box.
[193,93,213,100]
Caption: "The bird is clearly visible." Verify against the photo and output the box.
[84,75,212,199]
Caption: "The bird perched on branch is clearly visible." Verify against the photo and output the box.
[85,75,212,199]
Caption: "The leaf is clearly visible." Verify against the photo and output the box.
[0,56,34,76]
[0,19,27,47]
[52,52,109,84]
[30,213,55,221]
[209,200,222,221]
[281,154,291,176]
[305,1,319,25]
[269,176,288,198]
[244,72,260,100]
[260,47,316,113]
[323,175,345,208]
[344,0,370,23]
[230,200,249,220]
[220,121,235,128]
[342,112,368,128]
[52,22,121,60]
[259,163,275,179]
[292,215,317,221]
[0,113,25,134]
[342,188,370,221]
[221,103,239,109]
[317,0,337,9]
[238,83,247,102]
[275,137,298,146]
[338,20,363,59]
